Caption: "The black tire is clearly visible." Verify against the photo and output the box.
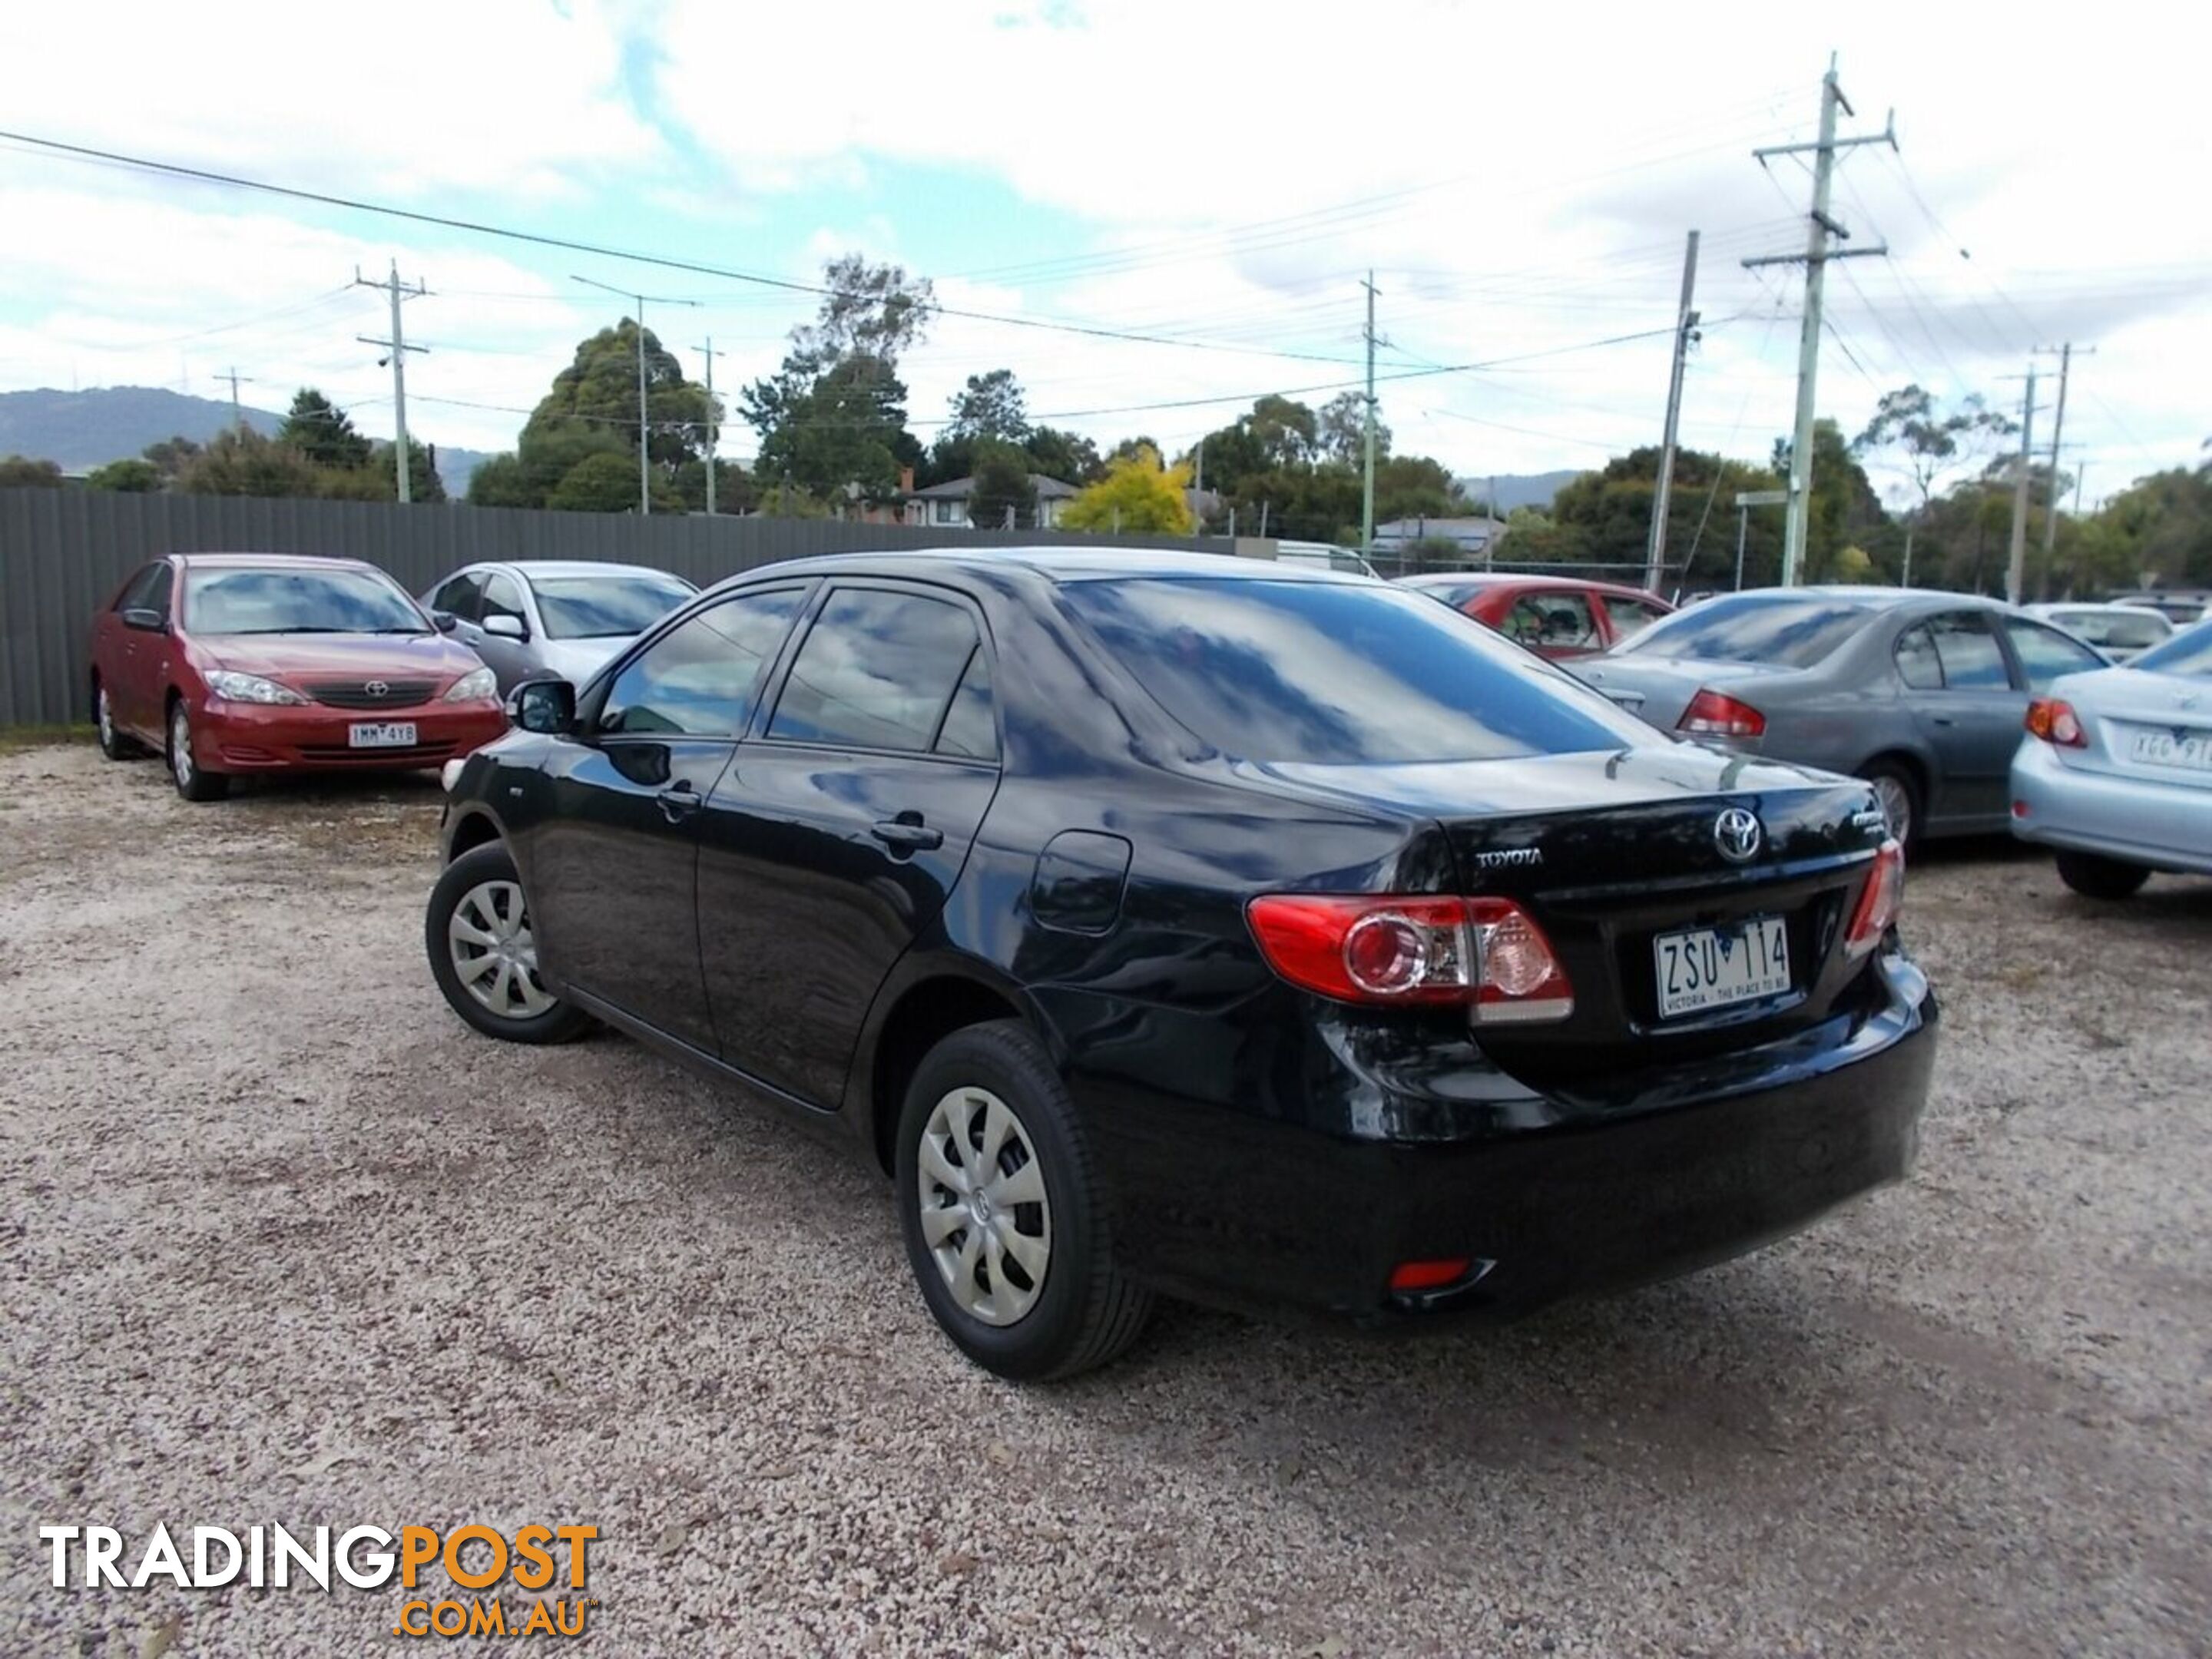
[896,1020,1153,1381]
[1856,757,1922,849]
[94,680,143,760]
[166,697,229,801]
[425,842,593,1044]
[2055,849,2151,901]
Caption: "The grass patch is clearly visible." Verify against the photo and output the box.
[0,723,96,755]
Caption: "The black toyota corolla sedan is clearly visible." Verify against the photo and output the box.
[426,548,1936,1379]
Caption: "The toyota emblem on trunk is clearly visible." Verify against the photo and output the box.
[365,680,389,697]
[1714,806,1763,863]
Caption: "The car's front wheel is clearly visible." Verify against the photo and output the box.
[896,1020,1153,1380]
[2055,849,2151,900]
[167,700,228,801]
[425,842,592,1043]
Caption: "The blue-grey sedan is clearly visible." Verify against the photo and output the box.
[2010,619,2212,896]
[1573,588,2111,846]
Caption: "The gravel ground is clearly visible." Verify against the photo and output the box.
[2,740,2207,1658]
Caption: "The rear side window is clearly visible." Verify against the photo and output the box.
[1621,594,1872,667]
[1894,624,1943,690]
[1504,591,1598,651]
[600,589,803,737]
[1928,612,2009,689]
[768,588,980,753]
[2005,618,2104,691]
[1061,578,1647,765]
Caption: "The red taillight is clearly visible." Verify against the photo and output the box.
[1678,687,1767,738]
[1245,894,1574,1022]
[1843,839,1906,959]
[1389,1258,1472,1294]
[2025,697,2085,747]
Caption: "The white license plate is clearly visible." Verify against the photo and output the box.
[348,721,419,748]
[1654,916,1791,1019]
[2128,728,2212,773]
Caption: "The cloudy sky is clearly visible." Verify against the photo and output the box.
[2,0,2202,507]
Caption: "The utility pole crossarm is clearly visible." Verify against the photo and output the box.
[1740,243,1890,269]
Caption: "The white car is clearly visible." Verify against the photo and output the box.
[422,561,698,695]
[1272,541,1380,578]
[2010,618,2212,896]
[2022,602,2173,663]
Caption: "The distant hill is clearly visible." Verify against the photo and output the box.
[1456,469,1585,513]
[0,386,492,496]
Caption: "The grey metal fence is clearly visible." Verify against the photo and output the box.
[0,489,1220,727]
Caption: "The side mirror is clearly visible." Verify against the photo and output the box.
[121,607,167,633]
[509,677,576,735]
[431,611,459,634]
[482,614,529,641]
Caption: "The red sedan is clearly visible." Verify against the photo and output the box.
[90,552,509,801]
[1396,572,1675,659]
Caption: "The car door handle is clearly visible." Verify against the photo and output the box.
[1930,714,1955,727]
[657,785,704,823]
[871,818,943,852]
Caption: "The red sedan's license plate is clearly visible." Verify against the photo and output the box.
[348,721,418,748]
[1654,916,1790,1018]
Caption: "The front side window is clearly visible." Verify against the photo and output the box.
[768,589,981,753]
[430,573,483,622]
[1061,577,1648,766]
[115,562,166,613]
[184,566,426,635]
[1928,612,2010,690]
[598,589,804,737]
[2004,618,2105,691]
[480,573,528,629]
[1504,592,1598,651]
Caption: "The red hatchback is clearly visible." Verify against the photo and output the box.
[1396,572,1674,659]
[89,552,508,801]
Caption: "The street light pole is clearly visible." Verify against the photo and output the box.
[573,275,700,515]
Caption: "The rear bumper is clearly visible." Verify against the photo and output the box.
[1078,950,1936,1326]
[192,697,509,773]
[2009,739,2212,874]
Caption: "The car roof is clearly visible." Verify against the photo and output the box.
[1397,571,1667,601]
[703,545,1366,594]
[172,551,379,571]
[493,561,694,581]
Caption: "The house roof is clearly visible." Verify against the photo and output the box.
[1373,516,1505,535]
[912,472,1080,500]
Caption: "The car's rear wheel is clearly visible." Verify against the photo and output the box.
[2055,849,2151,900]
[167,700,228,801]
[425,842,592,1043]
[95,681,142,760]
[1857,758,1921,849]
[896,1020,1152,1380]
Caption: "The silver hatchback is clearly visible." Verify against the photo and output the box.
[422,561,698,695]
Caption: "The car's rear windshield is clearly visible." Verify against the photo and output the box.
[1059,577,1648,765]
[1618,593,1871,667]
[2050,609,2168,651]
[535,574,696,640]
[2131,621,2212,679]
[184,567,426,634]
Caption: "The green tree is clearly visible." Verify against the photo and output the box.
[1061,444,1194,534]
[86,458,163,492]
[968,442,1037,530]
[465,452,534,508]
[141,436,201,479]
[1316,390,1387,465]
[379,439,445,504]
[743,255,932,507]
[1853,386,2013,584]
[947,369,1029,442]
[0,454,64,486]
[174,429,323,497]
[531,320,710,480]
[672,457,753,515]
[1023,425,1101,486]
[1551,447,1796,588]
[547,450,675,513]
[278,387,373,471]
[1374,455,1469,524]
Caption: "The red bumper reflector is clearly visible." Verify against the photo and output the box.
[1389,1258,1472,1294]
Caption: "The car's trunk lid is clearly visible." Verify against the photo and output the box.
[1568,656,1806,733]
[1242,747,1893,1084]
[2051,665,2212,793]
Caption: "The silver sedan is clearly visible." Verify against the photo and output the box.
[2010,619,2212,896]
[422,561,698,694]
[1573,587,2111,846]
